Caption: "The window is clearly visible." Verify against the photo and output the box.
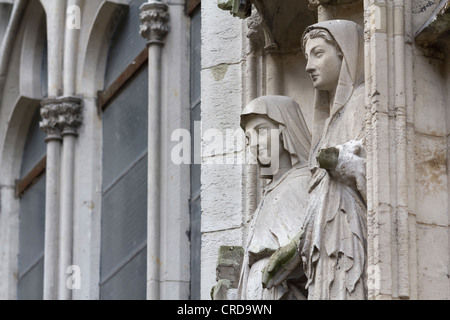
[16,34,48,300]
[99,0,148,300]
[189,2,201,300]
[16,107,47,300]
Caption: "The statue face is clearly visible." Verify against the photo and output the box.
[304,37,342,92]
[244,115,281,172]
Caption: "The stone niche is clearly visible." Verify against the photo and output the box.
[214,0,367,300]
[218,0,364,133]
[212,0,450,300]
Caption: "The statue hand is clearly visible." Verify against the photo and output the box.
[335,140,367,200]
[262,231,302,290]
[316,147,340,171]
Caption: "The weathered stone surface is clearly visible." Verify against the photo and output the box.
[211,279,232,300]
[416,224,449,299]
[202,2,244,69]
[414,134,448,226]
[201,229,243,299]
[201,162,243,232]
[215,246,244,287]
[413,54,446,137]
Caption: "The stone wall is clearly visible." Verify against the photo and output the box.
[200,0,246,300]
[201,0,450,300]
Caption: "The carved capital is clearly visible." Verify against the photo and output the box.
[40,96,83,140]
[58,97,83,136]
[140,1,170,45]
[40,98,62,141]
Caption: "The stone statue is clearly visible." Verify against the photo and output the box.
[238,95,312,300]
[262,20,367,300]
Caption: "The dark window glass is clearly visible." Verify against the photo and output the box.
[190,5,201,300]
[17,107,47,300]
[100,1,148,298]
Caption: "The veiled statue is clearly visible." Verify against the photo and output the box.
[261,20,368,300]
[238,95,312,300]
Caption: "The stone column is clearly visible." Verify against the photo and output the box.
[139,0,169,300]
[57,97,83,300]
[40,0,66,300]
[40,98,63,300]
[41,96,82,300]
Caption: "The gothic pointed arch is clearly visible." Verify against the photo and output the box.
[0,0,47,300]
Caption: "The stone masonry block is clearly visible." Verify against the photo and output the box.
[215,245,244,287]
[417,224,449,299]
[414,134,448,226]
[201,0,243,69]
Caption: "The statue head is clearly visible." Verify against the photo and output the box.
[240,95,311,179]
[302,20,364,99]
[303,28,343,93]
[301,20,365,148]
[243,113,283,178]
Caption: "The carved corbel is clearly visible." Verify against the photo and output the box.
[140,1,170,46]
[218,0,252,19]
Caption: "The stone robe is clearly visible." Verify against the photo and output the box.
[300,20,367,300]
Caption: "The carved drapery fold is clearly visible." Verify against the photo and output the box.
[140,1,170,46]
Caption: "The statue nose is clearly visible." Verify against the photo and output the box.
[305,60,314,74]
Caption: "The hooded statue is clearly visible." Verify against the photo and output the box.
[302,19,367,300]
[238,95,311,300]
[262,20,367,300]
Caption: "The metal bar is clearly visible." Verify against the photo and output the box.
[16,156,47,198]
[98,48,148,111]
[186,0,200,15]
